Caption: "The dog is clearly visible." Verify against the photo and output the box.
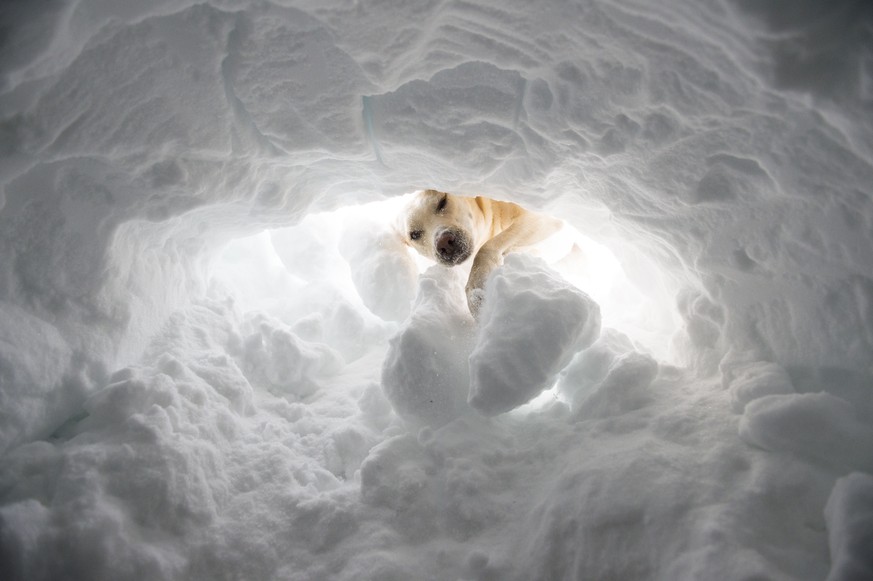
[400,189,563,315]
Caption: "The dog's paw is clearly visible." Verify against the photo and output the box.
[466,287,486,318]
[466,249,501,317]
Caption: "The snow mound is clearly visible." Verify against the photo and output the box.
[0,295,389,581]
[359,418,533,558]
[381,267,475,427]
[468,254,601,416]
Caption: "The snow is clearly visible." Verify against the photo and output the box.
[468,254,601,416]
[740,392,873,474]
[571,350,659,421]
[724,359,795,413]
[1,0,872,579]
[824,472,873,581]
[381,264,475,428]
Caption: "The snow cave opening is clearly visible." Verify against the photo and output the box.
[209,194,685,401]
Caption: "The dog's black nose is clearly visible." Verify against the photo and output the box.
[436,231,456,258]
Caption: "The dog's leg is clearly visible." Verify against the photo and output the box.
[466,212,562,316]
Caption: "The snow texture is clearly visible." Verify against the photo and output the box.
[739,392,873,473]
[726,360,796,413]
[572,350,659,421]
[1,0,872,579]
[381,265,475,427]
[824,472,873,581]
[469,254,601,416]
[338,214,418,323]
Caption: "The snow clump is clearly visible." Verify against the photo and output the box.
[468,254,601,416]
[380,266,476,427]
[382,253,602,422]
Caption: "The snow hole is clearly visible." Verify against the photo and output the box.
[209,195,681,421]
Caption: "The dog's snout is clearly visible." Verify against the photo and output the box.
[436,231,456,257]
[433,229,470,266]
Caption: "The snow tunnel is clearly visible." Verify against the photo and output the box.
[1,1,872,580]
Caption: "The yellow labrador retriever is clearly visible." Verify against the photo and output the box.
[401,189,563,315]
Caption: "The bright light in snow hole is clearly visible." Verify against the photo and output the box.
[210,195,682,366]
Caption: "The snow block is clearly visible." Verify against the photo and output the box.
[381,267,476,427]
[739,393,873,472]
[360,435,430,511]
[824,472,873,581]
[726,361,794,413]
[572,351,658,421]
[339,217,418,322]
[241,314,343,399]
[557,328,635,406]
[468,254,601,416]
[0,304,103,453]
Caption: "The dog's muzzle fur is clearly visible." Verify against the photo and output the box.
[434,228,472,266]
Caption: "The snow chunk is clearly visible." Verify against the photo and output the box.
[357,382,394,431]
[573,351,659,421]
[725,361,794,413]
[381,267,475,427]
[739,393,873,471]
[325,425,372,480]
[673,289,725,370]
[557,328,635,406]
[360,435,430,511]
[468,254,601,416]
[241,313,343,399]
[0,304,103,453]
[339,216,418,322]
[824,472,873,581]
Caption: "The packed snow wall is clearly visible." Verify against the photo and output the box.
[2,0,870,449]
[1,0,873,579]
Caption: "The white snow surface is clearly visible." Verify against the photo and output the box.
[1,0,873,579]
[468,254,601,416]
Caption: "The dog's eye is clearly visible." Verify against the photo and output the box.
[436,195,447,213]
[409,230,422,241]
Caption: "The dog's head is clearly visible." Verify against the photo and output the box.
[401,189,477,267]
